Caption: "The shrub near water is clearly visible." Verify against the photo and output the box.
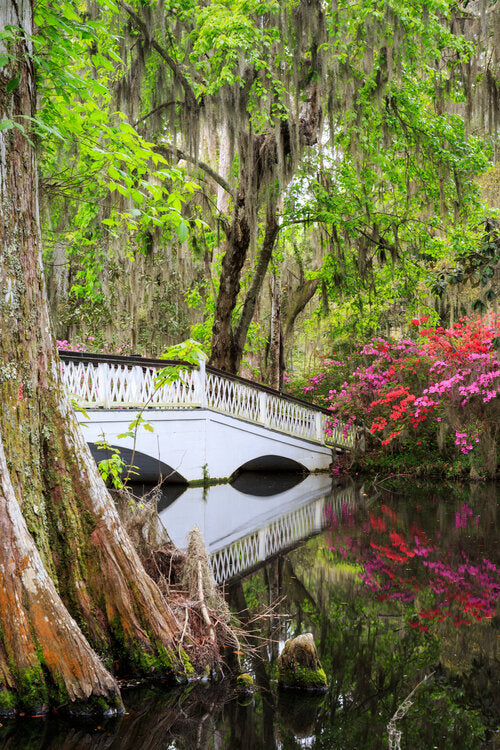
[288,315,500,478]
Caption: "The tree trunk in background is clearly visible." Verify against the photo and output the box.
[234,205,280,374]
[216,120,232,217]
[268,273,282,390]
[0,0,183,714]
[209,88,320,376]
[209,190,252,372]
[282,278,320,364]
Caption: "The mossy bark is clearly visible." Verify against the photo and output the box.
[0,0,187,714]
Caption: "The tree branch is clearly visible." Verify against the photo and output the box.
[134,101,178,127]
[283,278,319,342]
[156,144,235,201]
[117,0,198,110]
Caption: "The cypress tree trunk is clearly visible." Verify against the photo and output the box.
[0,0,184,715]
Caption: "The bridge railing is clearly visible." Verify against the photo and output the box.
[60,351,354,449]
[210,485,360,583]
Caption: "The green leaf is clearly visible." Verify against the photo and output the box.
[0,54,9,67]
[0,119,14,131]
[176,220,189,243]
[108,165,122,181]
[6,74,20,93]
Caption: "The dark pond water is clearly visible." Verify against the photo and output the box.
[1,478,499,749]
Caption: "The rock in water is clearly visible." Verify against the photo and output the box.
[276,633,327,690]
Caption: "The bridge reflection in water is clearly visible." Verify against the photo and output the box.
[158,475,363,583]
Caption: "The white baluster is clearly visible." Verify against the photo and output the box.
[199,357,207,408]
[259,391,267,427]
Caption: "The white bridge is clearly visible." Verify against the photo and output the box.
[61,352,353,484]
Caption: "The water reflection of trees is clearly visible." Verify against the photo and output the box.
[226,482,499,747]
[1,484,497,749]
[0,684,231,750]
[308,482,499,746]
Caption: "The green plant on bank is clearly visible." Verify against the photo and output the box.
[94,435,133,489]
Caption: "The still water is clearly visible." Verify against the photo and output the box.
[1,477,499,749]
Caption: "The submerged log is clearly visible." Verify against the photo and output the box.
[276,633,327,691]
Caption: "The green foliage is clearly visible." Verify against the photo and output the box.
[69,396,89,423]
[156,339,207,386]
[94,435,131,489]
[286,72,493,338]
[189,0,280,101]
[9,0,499,370]
[1,1,199,303]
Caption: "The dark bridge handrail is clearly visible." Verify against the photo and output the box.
[59,350,336,418]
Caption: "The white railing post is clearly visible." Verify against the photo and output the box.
[314,499,323,529]
[259,391,267,426]
[130,365,140,404]
[199,355,207,408]
[258,527,267,561]
[315,411,323,443]
[97,363,109,407]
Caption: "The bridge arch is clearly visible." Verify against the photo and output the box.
[87,443,188,484]
[233,455,308,474]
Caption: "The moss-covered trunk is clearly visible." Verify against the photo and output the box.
[0,0,184,715]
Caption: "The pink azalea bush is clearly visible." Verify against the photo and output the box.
[56,337,133,356]
[289,314,500,476]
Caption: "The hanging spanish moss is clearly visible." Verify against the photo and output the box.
[41,0,499,374]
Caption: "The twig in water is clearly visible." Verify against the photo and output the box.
[387,671,435,750]
[374,473,412,490]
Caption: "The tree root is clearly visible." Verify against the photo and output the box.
[115,493,243,675]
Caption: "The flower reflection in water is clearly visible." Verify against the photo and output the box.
[326,494,500,632]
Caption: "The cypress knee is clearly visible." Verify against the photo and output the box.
[276,633,327,691]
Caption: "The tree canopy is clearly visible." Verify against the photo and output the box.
[8,0,491,376]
